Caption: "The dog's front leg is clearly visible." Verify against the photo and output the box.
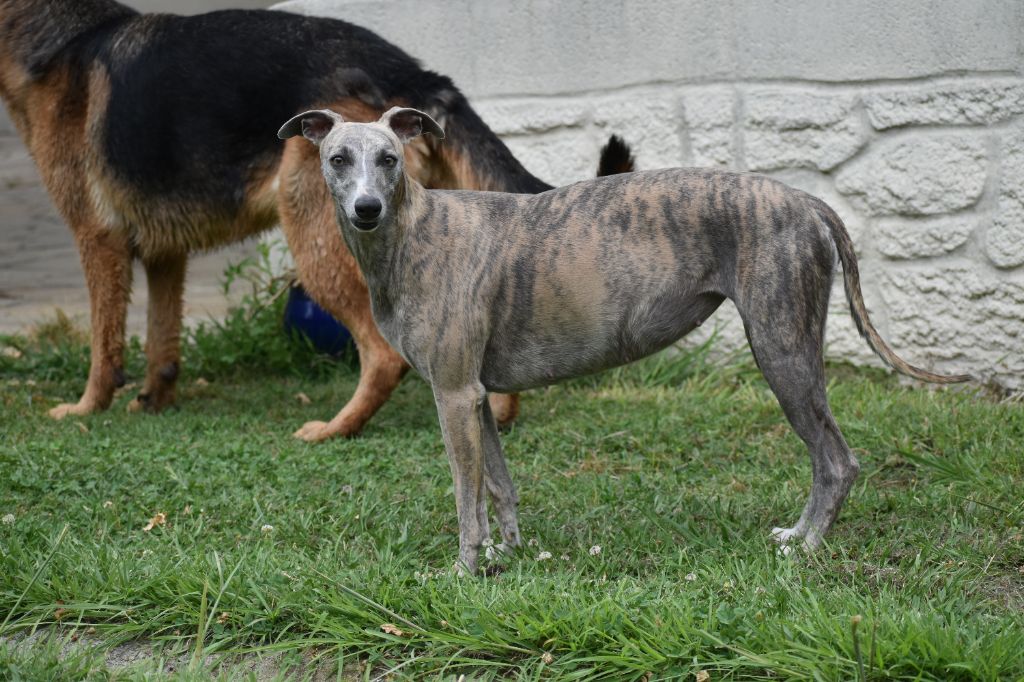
[481,398,521,555]
[50,225,132,419]
[435,383,490,575]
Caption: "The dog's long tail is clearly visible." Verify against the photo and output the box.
[819,204,972,384]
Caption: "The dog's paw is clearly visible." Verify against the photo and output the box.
[770,526,802,544]
[294,421,334,443]
[294,421,330,442]
[49,402,96,420]
[484,539,517,562]
[127,388,176,414]
[489,541,520,560]
[771,526,804,557]
[771,526,818,558]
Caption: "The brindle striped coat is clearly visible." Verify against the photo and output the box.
[281,107,970,574]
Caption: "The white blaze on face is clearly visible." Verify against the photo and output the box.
[355,142,373,200]
[346,132,391,219]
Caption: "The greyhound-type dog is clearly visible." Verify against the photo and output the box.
[279,107,970,574]
[0,0,632,441]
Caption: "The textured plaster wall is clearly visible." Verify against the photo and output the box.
[276,0,1024,391]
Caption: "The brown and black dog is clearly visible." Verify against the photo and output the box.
[0,0,633,441]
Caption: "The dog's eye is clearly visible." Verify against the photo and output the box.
[330,155,348,167]
[381,155,398,168]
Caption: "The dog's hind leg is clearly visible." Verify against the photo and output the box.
[745,322,860,550]
[747,332,858,550]
[50,225,133,419]
[736,265,860,551]
[129,253,187,414]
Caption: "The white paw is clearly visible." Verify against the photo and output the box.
[772,527,802,557]
[771,526,801,544]
[484,541,517,561]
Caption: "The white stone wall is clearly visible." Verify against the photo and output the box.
[276,0,1024,390]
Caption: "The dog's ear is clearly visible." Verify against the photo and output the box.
[278,109,345,146]
[380,106,445,143]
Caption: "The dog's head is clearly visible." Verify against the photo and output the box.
[278,107,444,233]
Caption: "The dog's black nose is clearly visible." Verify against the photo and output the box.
[354,196,382,221]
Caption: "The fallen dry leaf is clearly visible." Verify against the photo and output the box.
[194,378,210,388]
[2,346,22,359]
[696,671,711,682]
[381,623,407,637]
[76,421,89,434]
[541,652,554,665]
[143,512,167,532]
[217,612,230,625]
[295,392,312,405]
[54,608,69,622]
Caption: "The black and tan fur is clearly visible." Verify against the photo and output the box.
[0,0,633,439]
[281,107,971,573]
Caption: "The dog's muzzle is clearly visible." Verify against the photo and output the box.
[353,196,382,231]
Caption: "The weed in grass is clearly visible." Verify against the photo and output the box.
[184,241,355,381]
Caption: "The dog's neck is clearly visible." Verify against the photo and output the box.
[0,0,135,112]
[338,173,410,307]
[340,175,440,321]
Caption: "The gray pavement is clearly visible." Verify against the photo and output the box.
[0,134,258,338]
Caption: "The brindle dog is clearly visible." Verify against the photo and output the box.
[280,107,970,573]
[0,0,632,441]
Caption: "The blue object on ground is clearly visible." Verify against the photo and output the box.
[283,285,354,356]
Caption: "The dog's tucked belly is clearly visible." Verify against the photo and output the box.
[479,289,725,393]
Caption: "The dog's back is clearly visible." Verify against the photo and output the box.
[96,11,449,204]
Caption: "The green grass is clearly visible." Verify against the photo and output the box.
[1,313,1023,679]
